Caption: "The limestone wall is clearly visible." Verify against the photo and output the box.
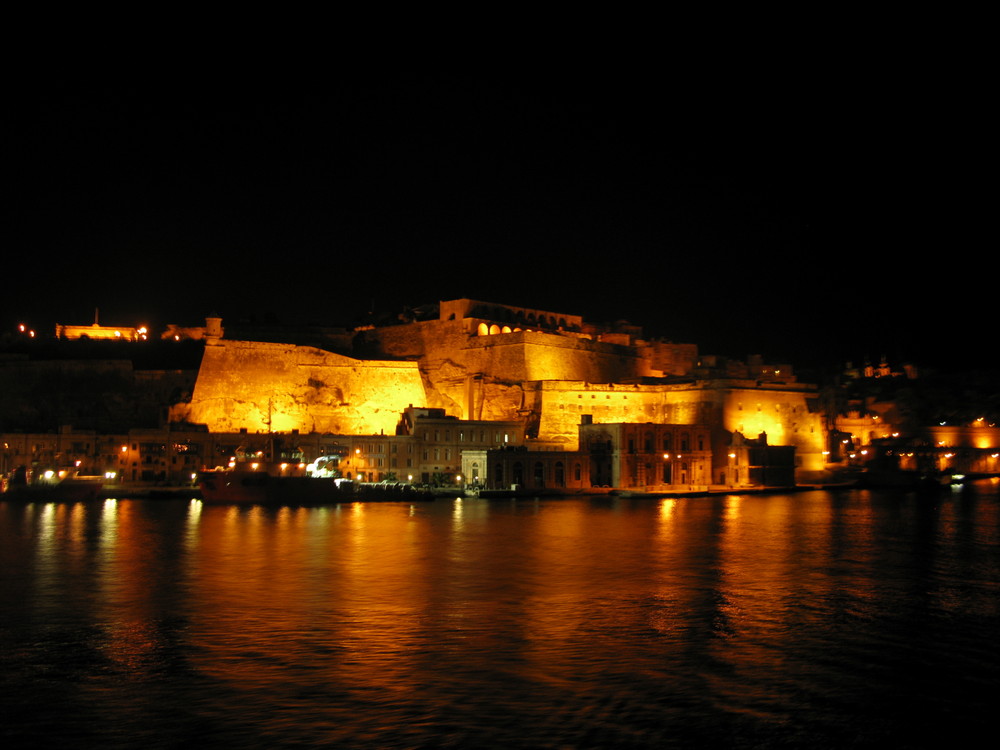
[463,330,645,383]
[187,340,426,435]
[714,385,826,460]
[525,379,826,471]
[363,318,646,383]
[361,319,468,361]
[362,320,646,420]
[529,382,706,448]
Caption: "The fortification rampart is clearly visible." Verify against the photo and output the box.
[361,318,469,361]
[527,381,707,447]
[186,340,426,435]
[523,379,826,465]
[464,330,647,383]
[359,319,647,419]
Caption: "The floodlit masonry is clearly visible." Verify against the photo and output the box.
[13,301,996,490]
[174,299,830,484]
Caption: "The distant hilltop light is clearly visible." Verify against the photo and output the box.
[54,322,147,341]
[46,307,149,341]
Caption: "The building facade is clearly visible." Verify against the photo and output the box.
[461,448,591,492]
[579,422,714,490]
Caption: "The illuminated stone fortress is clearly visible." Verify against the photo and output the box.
[180,299,828,485]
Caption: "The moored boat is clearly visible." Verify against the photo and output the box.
[2,466,104,502]
[197,443,433,505]
[198,467,356,504]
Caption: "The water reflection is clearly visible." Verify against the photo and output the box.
[1,484,998,747]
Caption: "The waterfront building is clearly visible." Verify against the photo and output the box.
[579,421,714,490]
[396,406,524,484]
[1,410,528,488]
[461,447,591,492]
[0,425,111,480]
[900,423,1000,477]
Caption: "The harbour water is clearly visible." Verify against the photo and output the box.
[2,483,998,748]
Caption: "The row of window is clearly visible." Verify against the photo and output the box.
[421,430,513,444]
[626,435,705,452]
[737,403,800,412]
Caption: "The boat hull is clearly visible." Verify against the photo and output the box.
[199,472,351,505]
[2,477,104,502]
[198,472,433,505]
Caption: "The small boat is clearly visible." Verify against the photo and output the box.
[2,466,104,502]
[198,467,356,505]
[198,443,432,505]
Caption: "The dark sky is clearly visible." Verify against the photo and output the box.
[7,69,991,371]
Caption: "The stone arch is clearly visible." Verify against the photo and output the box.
[512,462,524,486]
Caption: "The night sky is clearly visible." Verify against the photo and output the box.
[8,69,991,372]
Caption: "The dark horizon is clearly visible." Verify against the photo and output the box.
[8,73,991,373]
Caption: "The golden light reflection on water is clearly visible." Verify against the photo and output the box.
[180,499,449,701]
[2,485,998,746]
